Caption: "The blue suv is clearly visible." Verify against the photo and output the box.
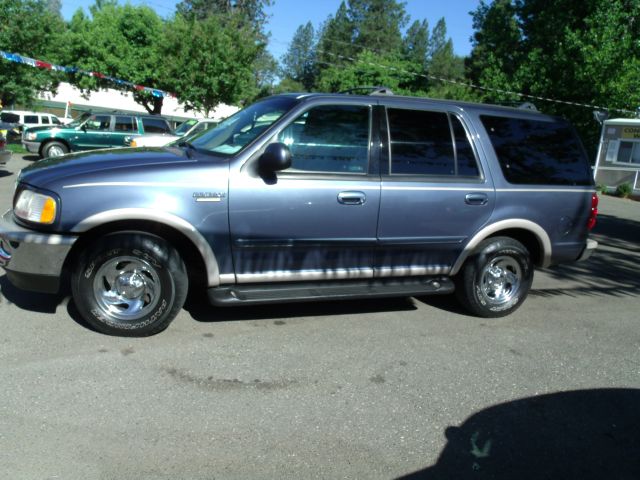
[0,92,598,336]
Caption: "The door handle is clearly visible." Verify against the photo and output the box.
[465,193,489,205]
[337,191,366,205]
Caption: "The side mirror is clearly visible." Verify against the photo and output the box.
[259,142,291,173]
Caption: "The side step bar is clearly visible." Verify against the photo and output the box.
[207,276,454,306]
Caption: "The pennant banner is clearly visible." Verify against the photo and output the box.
[0,50,175,99]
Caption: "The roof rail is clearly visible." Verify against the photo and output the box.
[339,86,394,96]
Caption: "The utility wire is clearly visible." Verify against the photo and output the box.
[272,37,636,116]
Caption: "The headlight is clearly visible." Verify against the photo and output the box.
[25,132,38,141]
[14,189,58,224]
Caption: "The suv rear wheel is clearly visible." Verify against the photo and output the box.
[456,237,533,317]
[71,232,188,336]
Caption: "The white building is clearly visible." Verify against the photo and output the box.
[594,118,640,192]
[35,82,238,124]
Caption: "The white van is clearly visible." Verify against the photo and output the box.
[0,110,63,131]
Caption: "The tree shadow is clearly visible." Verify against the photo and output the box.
[400,388,640,480]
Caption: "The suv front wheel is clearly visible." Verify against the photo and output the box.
[71,232,188,336]
[456,237,533,318]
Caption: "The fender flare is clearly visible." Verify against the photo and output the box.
[450,219,552,275]
[72,208,222,287]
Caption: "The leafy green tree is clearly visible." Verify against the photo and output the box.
[316,50,424,96]
[426,18,470,100]
[62,2,166,114]
[349,0,408,55]
[161,14,263,115]
[403,19,429,69]
[280,22,317,91]
[0,0,65,108]
[468,0,640,155]
[175,0,272,35]
[316,2,355,68]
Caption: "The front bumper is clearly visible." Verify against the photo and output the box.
[0,210,78,293]
[22,140,40,154]
[577,238,598,262]
[0,149,10,165]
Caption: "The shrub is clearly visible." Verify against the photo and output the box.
[615,183,633,198]
[596,183,608,195]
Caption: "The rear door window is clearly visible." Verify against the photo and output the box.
[481,115,592,186]
[41,116,50,124]
[142,117,171,134]
[24,115,38,124]
[386,108,480,177]
[115,116,137,132]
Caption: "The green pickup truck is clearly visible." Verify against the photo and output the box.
[22,111,173,158]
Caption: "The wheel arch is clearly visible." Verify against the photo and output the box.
[450,219,551,276]
[65,209,221,288]
[39,138,71,157]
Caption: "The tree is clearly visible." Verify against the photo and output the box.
[0,0,65,108]
[467,0,640,155]
[161,14,263,115]
[427,18,470,100]
[175,0,272,36]
[280,22,317,91]
[316,50,424,96]
[62,2,166,114]
[403,19,429,69]
[316,2,355,69]
[349,0,408,55]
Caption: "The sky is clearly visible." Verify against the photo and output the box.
[60,0,481,60]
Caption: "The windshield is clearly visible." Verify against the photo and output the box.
[174,119,198,136]
[66,113,91,128]
[189,96,297,156]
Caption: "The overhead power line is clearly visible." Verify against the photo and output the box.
[272,37,636,116]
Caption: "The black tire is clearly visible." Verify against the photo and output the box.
[42,141,68,158]
[455,236,533,318]
[71,232,188,336]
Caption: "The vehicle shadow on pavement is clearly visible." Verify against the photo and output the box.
[532,213,640,298]
[185,294,417,323]
[0,171,13,178]
[22,155,40,162]
[0,274,65,313]
[398,388,640,480]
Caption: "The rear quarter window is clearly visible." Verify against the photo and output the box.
[142,117,171,134]
[481,115,592,186]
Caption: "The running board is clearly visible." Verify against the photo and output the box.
[207,276,454,306]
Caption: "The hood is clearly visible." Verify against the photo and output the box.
[18,147,198,187]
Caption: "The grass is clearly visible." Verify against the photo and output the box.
[6,143,27,154]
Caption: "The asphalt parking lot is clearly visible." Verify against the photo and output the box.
[1,153,639,479]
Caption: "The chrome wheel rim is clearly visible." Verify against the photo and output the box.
[93,256,161,321]
[47,145,65,157]
[479,256,522,306]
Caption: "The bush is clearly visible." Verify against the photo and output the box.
[615,183,633,198]
[596,183,608,195]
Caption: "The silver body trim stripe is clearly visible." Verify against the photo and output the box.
[236,268,373,284]
[72,209,221,287]
[375,265,450,277]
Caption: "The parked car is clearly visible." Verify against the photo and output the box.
[0,91,598,336]
[0,130,11,167]
[129,118,218,147]
[22,111,173,158]
[0,110,64,133]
